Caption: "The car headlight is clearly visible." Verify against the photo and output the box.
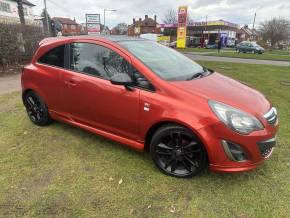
[209,100,264,134]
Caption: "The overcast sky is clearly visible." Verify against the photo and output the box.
[29,0,290,28]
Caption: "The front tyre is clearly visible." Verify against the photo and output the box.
[23,91,52,126]
[150,125,207,178]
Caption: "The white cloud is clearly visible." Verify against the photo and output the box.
[29,0,290,28]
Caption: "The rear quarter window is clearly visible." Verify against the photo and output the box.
[38,45,65,68]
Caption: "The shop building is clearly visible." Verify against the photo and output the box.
[161,19,240,47]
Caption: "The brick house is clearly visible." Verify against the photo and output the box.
[0,0,39,25]
[52,17,81,36]
[128,15,160,36]
[237,25,262,42]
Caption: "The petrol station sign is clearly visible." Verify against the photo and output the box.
[177,6,188,49]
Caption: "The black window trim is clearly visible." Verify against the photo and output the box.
[67,41,156,92]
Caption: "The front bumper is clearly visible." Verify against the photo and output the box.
[197,121,279,173]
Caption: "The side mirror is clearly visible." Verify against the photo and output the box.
[110,73,133,86]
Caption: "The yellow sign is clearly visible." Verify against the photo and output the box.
[157,36,170,42]
[207,21,225,26]
[177,6,188,49]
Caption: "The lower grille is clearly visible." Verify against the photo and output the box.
[263,107,278,125]
[257,137,276,158]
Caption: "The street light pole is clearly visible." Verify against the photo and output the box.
[44,0,50,33]
[252,12,256,41]
[103,9,116,34]
[104,9,106,32]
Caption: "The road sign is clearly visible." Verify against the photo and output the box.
[86,14,101,35]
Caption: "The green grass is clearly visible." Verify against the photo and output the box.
[176,47,215,53]
[1,62,290,217]
[267,50,290,55]
[205,50,290,61]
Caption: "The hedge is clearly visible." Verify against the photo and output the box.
[0,23,50,66]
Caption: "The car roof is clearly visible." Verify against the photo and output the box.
[39,35,147,47]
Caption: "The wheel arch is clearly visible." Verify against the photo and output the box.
[144,120,208,155]
[22,86,47,106]
[22,88,35,103]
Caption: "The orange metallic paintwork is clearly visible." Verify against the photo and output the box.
[22,36,279,173]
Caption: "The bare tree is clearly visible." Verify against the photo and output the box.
[16,0,25,26]
[259,17,290,48]
[112,23,128,35]
[163,9,177,24]
[41,9,51,32]
[163,9,193,25]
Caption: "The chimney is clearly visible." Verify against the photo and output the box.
[145,15,148,19]
[154,15,157,24]
[133,18,135,25]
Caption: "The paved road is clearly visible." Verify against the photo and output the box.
[183,52,290,66]
[0,74,21,95]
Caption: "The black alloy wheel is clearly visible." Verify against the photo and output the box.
[24,91,52,126]
[150,125,207,178]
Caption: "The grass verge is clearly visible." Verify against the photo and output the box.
[176,48,216,53]
[0,62,290,217]
[205,50,290,61]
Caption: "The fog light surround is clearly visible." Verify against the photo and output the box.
[221,140,248,162]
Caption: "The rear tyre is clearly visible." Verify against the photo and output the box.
[23,91,52,126]
[150,125,207,178]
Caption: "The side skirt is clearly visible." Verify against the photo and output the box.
[49,110,145,151]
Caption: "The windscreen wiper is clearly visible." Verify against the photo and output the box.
[186,72,204,80]
[186,67,212,81]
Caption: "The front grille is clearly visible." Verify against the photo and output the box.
[263,107,278,125]
[257,137,276,158]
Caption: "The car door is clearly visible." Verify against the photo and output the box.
[60,41,141,140]
[35,44,66,112]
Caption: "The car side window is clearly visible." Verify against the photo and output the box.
[70,42,131,80]
[38,45,65,68]
[69,42,154,91]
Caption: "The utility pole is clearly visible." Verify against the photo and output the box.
[16,0,25,26]
[103,9,106,34]
[252,12,256,41]
[44,0,50,33]
[103,9,116,34]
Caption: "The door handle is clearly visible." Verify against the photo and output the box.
[65,80,77,88]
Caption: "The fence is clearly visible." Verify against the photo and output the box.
[0,22,50,67]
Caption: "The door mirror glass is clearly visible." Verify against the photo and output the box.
[110,73,133,86]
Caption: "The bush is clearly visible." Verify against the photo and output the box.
[0,23,50,66]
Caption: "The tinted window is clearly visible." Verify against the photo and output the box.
[38,45,65,68]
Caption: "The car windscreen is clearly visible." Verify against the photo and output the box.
[119,40,204,81]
